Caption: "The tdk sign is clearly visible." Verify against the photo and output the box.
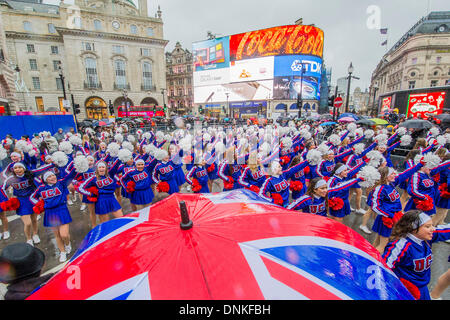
[290,59,322,73]
[274,54,323,78]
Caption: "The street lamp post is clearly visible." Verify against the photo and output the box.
[123,90,128,118]
[372,83,379,117]
[225,92,230,119]
[344,62,359,113]
[57,63,67,102]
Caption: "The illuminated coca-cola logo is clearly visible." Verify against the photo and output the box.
[230,25,324,61]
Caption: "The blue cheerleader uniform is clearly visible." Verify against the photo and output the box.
[120,166,154,205]
[30,169,76,227]
[289,168,308,200]
[78,175,121,215]
[287,194,327,217]
[237,166,267,189]
[73,169,96,204]
[172,150,186,187]
[218,161,245,191]
[2,174,37,216]
[435,167,450,209]
[405,172,437,216]
[152,160,180,195]
[383,225,450,300]
[185,165,210,193]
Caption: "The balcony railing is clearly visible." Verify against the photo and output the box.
[141,84,156,92]
[114,83,130,90]
[84,81,102,90]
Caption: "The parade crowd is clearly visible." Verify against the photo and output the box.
[0,116,449,300]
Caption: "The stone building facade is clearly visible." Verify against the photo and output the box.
[0,0,168,119]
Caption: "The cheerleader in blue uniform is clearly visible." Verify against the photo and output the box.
[29,168,76,262]
[78,161,123,225]
[368,161,424,254]
[120,159,154,209]
[1,151,23,180]
[218,147,245,191]
[237,153,267,193]
[185,157,210,193]
[169,144,186,188]
[286,154,309,200]
[287,177,328,217]
[327,162,365,223]
[399,149,421,208]
[152,149,180,195]
[315,147,353,180]
[205,145,220,193]
[1,162,39,246]
[258,159,309,207]
[93,142,107,161]
[383,211,450,300]
[73,155,97,227]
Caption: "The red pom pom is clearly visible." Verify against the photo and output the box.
[157,181,170,193]
[191,178,202,193]
[289,180,303,192]
[223,177,234,190]
[392,211,404,225]
[439,183,450,199]
[7,198,20,211]
[280,156,290,165]
[414,195,434,211]
[0,201,8,212]
[126,181,136,193]
[271,193,284,206]
[433,173,440,183]
[32,199,45,215]
[382,216,394,228]
[329,197,344,210]
[400,278,421,300]
[87,186,99,196]
[207,163,215,173]
[303,166,310,175]
[248,185,260,193]
[87,196,98,203]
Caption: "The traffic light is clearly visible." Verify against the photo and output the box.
[108,103,114,115]
[222,106,226,113]
[328,95,335,106]
[73,103,81,114]
[199,105,203,114]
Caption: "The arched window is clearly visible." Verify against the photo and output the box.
[114,59,127,88]
[85,57,99,88]
[94,19,102,31]
[142,61,153,90]
[130,24,137,35]
[23,21,32,32]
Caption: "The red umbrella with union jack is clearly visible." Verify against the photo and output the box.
[27,190,413,300]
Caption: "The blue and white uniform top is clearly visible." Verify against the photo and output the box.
[287,194,327,217]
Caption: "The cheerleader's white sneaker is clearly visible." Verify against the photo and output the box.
[356,209,366,215]
[359,225,372,234]
[26,239,34,247]
[67,199,73,206]
[65,243,72,254]
[32,234,40,244]
[59,252,67,263]
[80,203,87,211]
[3,231,10,240]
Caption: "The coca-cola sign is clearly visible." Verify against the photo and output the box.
[230,25,324,61]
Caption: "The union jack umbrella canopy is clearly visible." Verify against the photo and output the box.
[28,189,413,300]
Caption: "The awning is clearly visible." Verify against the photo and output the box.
[290,103,298,110]
[275,103,286,110]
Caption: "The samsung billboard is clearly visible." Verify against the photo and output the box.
[193,25,324,104]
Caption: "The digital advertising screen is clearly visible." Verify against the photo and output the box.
[381,96,392,113]
[193,36,230,72]
[193,68,230,87]
[229,56,274,83]
[273,75,320,100]
[406,91,446,118]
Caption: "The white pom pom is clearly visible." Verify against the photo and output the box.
[122,141,134,152]
[127,135,136,144]
[317,126,324,134]
[317,142,331,155]
[24,143,34,153]
[174,117,184,128]
[51,151,68,167]
[396,127,407,136]
[15,140,28,152]
[328,134,341,146]
[355,128,364,137]
[366,150,383,167]
[114,133,124,143]
[259,142,271,157]
[203,133,211,143]
[143,144,156,155]
[73,155,89,173]
[0,147,7,160]
[115,127,123,134]
[215,141,226,154]
[436,135,447,147]
[353,143,365,155]
[374,133,388,145]
[106,142,121,157]
[444,133,450,144]
[415,153,441,168]
[428,127,440,137]
[58,141,73,154]
[364,129,374,139]
[118,149,133,163]
[155,131,165,142]
[347,123,357,133]
[400,135,412,147]
[306,149,322,166]
[142,132,151,140]
[69,135,82,146]
[357,165,381,188]
[281,137,293,150]
[154,149,168,161]
[179,137,193,152]
[28,149,36,157]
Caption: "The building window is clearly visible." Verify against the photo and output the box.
[430,80,438,87]
[32,77,41,90]
[436,56,442,64]
[146,27,153,37]
[56,77,63,90]
[433,70,439,76]
[112,45,124,55]
[23,21,32,32]
[27,44,35,53]
[142,61,152,89]
[53,60,61,71]
[114,59,127,88]
[130,24,137,34]
[82,42,95,51]
[85,57,99,88]
[48,23,56,34]
[58,97,65,111]
[408,80,415,89]
[94,19,102,31]
[73,16,82,29]
[410,71,416,77]
[29,59,37,70]
[51,45,58,54]
[411,57,417,64]
[35,97,44,112]
[140,48,150,56]
[187,78,192,85]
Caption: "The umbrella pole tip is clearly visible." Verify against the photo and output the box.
[179,201,193,230]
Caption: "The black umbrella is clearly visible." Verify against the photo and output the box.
[399,119,434,129]
[434,114,450,122]
[356,119,375,126]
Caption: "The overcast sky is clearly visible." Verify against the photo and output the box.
[46,0,449,90]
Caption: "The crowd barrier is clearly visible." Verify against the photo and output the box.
[0,115,77,139]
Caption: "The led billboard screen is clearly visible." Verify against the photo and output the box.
[407,91,446,118]
[193,25,324,104]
